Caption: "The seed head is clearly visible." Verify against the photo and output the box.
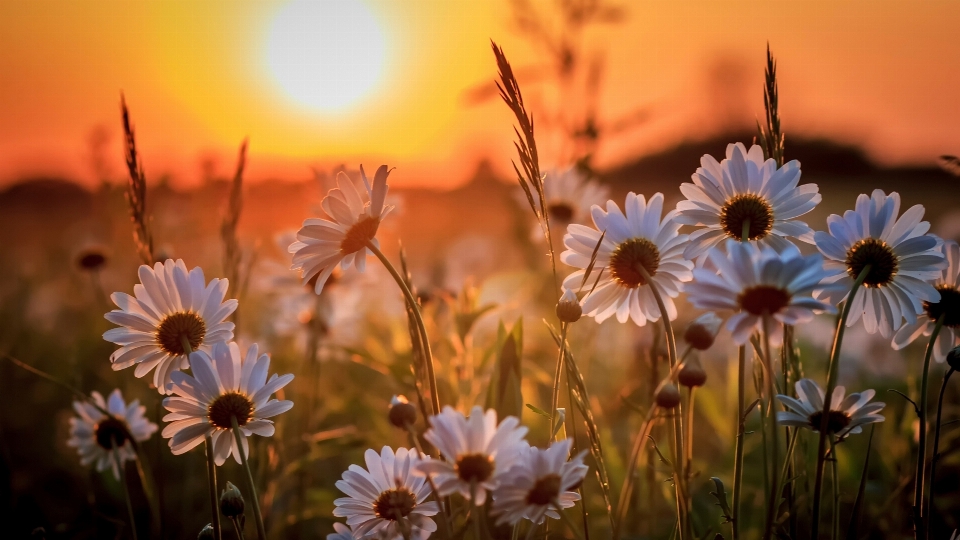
[220,481,245,518]
[556,289,582,323]
[388,395,417,429]
[655,381,682,409]
[678,357,707,388]
[684,312,722,350]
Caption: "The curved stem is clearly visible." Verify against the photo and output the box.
[365,240,441,416]
[914,315,945,538]
[732,345,746,540]
[231,417,267,540]
[761,315,780,540]
[830,439,840,540]
[404,423,452,539]
[812,264,871,539]
[112,444,139,540]
[549,323,568,442]
[613,406,659,540]
[926,367,955,525]
[204,435,222,540]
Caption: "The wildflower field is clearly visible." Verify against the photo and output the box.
[2,2,960,540]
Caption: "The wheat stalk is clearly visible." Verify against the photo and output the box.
[120,95,154,265]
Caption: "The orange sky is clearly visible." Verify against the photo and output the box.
[1,1,959,189]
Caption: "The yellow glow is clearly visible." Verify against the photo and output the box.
[265,0,386,114]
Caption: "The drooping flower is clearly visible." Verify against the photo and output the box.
[162,341,293,465]
[893,240,960,361]
[67,389,158,479]
[684,240,839,344]
[560,192,693,326]
[103,259,237,393]
[676,142,821,259]
[334,446,439,539]
[491,439,588,525]
[289,165,394,296]
[814,190,947,338]
[416,406,528,505]
[516,166,610,233]
[776,379,885,437]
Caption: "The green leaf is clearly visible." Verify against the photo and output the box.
[525,403,551,419]
[489,319,523,420]
[710,477,734,524]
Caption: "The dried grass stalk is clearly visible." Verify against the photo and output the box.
[120,95,154,265]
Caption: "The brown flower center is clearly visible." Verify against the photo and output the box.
[207,392,254,430]
[77,250,107,271]
[924,285,960,328]
[156,312,206,356]
[738,285,791,316]
[808,410,852,435]
[373,488,417,520]
[609,238,661,288]
[845,238,898,287]
[94,417,131,450]
[456,453,495,484]
[340,216,380,255]
[526,474,563,506]
[546,202,575,223]
[720,194,774,240]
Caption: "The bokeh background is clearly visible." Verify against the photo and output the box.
[2,1,960,538]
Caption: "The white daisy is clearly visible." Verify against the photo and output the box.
[416,406,528,505]
[491,439,588,526]
[162,341,293,465]
[814,189,948,338]
[67,389,158,480]
[685,240,840,345]
[893,240,960,361]
[289,165,394,297]
[676,142,821,259]
[327,523,359,540]
[516,166,610,231]
[103,259,238,394]
[776,379,885,437]
[560,192,693,326]
[334,446,439,539]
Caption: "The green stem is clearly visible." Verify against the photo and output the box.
[613,406,659,540]
[684,387,696,487]
[231,517,245,540]
[231,417,267,540]
[404,423,453,539]
[926,367,955,527]
[830,440,840,540]
[777,428,801,492]
[204,435,223,540]
[742,218,751,243]
[549,323,568,442]
[915,315,945,538]
[812,264,871,539]
[732,345,746,540]
[366,240,441,416]
[761,315,780,540]
[470,481,481,539]
[112,443,139,540]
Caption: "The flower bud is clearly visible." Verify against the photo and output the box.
[654,381,681,409]
[678,357,707,388]
[198,524,215,540]
[220,481,245,518]
[388,395,417,429]
[556,289,582,323]
[684,312,723,350]
[948,346,960,371]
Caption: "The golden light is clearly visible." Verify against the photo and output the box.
[265,0,387,114]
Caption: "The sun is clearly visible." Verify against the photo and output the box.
[265,0,386,114]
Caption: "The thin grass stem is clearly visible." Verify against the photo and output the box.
[761,315,780,540]
[549,323,568,442]
[926,367,956,527]
[204,435,222,540]
[231,417,267,540]
[914,315,945,539]
[112,443,139,540]
[830,439,840,540]
[732,345,746,540]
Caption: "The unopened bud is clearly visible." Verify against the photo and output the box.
[556,289,582,323]
[198,524,215,540]
[654,381,682,409]
[220,481,245,518]
[678,357,707,388]
[684,312,723,350]
[389,395,417,428]
[948,346,960,371]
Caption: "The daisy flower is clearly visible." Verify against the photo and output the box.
[67,389,158,480]
[814,189,947,338]
[327,523,359,540]
[289,165,394,297]
[676,142,821,259]
[491,439,588,526]
[516,166,610,231]
[893,240,960,361]
[776,379,885,437]
[560,192,693,326]
[685,240,840,344]
[334,446,439,539]
[162,341,293,465]
[416,406,528,505]
[103,259,238,394]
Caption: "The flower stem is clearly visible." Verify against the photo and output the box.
[549,323,568,442]
[732,344,746,540]
[926,367,955,527]
[404,423,453,539]
[811,264,871,540]
[204,435,223,540]
[684,386,696,486]
[231,517,246,540]
[830,440,840,540]
[613,406,659,540]
[366,240,441,416]
[914,314,945,538]
[112,444,139,540]
[761,315,780,540]
[231,416,267,540]
[554,501,587,540]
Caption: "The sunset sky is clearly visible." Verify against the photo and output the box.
[1,0,959,188]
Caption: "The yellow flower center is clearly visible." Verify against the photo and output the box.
[373,488,417,520]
